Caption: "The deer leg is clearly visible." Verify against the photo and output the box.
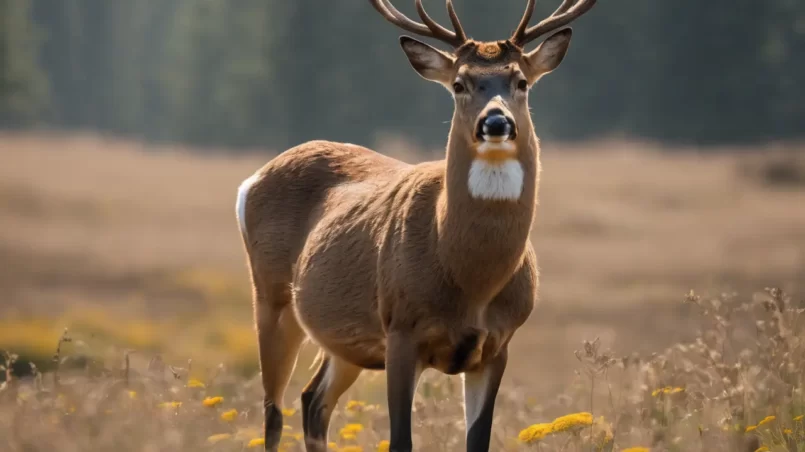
[462,347,508,452]
[301,354,362,452]
[253,281,306,452]
[386,333,422,452]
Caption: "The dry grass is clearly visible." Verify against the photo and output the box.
[1,288,803,451]
[1,132,805,450]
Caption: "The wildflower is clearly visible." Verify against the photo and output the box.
[518,423,553,443]
[745,425,757,432]
[550,412,593,433]
[128,391,137,400]
[794,414,804,422]
[207,433,232,444]
[220,409,238,422]
[346,400,367,412]
[339,423,364,439]
[282,408,297,417]
[342,433,357,441]
[159,401,182,409]
[784,428,793,435]
[282,431,303,442]
[187,378,206,388]
[328,442,338,450]
[338,447,363,452]
[377,440,390,452]
[203,396,224,407]
[247,438,265,448]
[621,448,650,452]
[651,386,683,396]
[755,447,769,452]
[758,416,775,427]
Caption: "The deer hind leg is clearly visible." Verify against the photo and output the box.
[300,353,363,451]
[252,276,306,452]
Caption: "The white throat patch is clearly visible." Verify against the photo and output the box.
[467,159,524,201]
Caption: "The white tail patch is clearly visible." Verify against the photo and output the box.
[468,159,524,201]
[236,173,262,238]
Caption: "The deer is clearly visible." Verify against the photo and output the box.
[235,0,597,450]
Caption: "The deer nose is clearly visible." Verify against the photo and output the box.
[479,108,515,140]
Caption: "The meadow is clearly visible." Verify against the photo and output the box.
[1,133,804,451]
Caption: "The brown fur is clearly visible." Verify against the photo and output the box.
[238,3,592,450]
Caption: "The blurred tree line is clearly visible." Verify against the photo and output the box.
[1,0,803,151]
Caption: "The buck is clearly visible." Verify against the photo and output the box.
[236,0,597,450]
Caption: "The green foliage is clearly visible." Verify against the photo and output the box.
[0,0,48,126]
[1,0,804,149]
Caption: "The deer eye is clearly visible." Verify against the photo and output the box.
[452,81,465,94]
[517,79,528,91]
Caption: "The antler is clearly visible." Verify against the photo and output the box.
[369,0,467,48]
[511,0,597,48]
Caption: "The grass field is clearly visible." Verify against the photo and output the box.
[1,132,804,451]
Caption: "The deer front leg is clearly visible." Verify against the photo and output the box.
[462,346,508,452]
[386,332,422,452]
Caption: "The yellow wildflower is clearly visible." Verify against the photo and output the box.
[551,412,594,433]
[746,425,757,432]
[328,442,338,450]
[784,428,793,435]
[207,433,232,444]
[518,423,553,443]
[282,408,297,417]
[621,448,650,452]
[203,396,224,407]
[758,416,776,427]
[282,431,303,441]
[651,386,683,396]
[247,438,265,448]
[339,423,364,439]
[794,414,804,422]
[158,401,182,409]
[755,447,769,452]
[187,378,206,388]
[377,440,390,452]
[220,409,238,422]
[339,447,363,452]
[341,433,357,441]
[128,391,137,400]
[346,400,367,412]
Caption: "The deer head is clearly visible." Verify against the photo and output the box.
[370,0,596,173]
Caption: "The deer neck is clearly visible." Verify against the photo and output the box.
[435,123,540,301]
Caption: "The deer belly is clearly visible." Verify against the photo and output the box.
[423,328,489,375]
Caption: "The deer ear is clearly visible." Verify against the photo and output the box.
[399,36,456,85]
[521,28,573,84]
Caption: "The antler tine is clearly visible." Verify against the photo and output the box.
[369,0,434,37]
[445,0,467,43]
[369,0,466,48]
[415,0,460,44]
[511,0,536,46]
[513,0,598,47]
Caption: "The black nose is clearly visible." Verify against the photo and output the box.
[480,110,515,138]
